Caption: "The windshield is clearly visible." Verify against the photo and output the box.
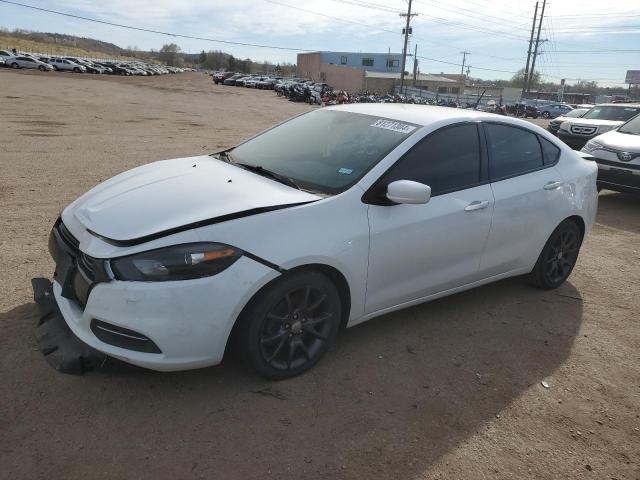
[618,114,640,135]
[226,110,419,194]
[582,105,640,121]
[564,108,587,118]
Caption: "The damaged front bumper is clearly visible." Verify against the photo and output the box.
[32,277,105,374]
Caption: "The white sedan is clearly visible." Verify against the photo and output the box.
[34,105,598,379]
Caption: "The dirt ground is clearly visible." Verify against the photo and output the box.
[1,70,638,480]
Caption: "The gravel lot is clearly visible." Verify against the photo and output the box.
[1,69,638,480]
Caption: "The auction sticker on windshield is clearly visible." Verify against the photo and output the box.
[370,119,417,134]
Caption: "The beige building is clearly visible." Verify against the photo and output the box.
[297,52,460,93]
[363,72,459,94]
[297,51,460,93]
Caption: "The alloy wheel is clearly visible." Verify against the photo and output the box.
[258,286,334,371]
[544,229,579,284]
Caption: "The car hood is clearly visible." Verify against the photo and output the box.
[562,118,623,127]
[594,130,640,152]
[63,155,320,244]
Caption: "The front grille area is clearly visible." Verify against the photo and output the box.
[90,319,162,353]
[58,221,80,250]
[570,125,597,136]
[53,219,110,307]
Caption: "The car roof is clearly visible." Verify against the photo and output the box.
[594,103,640,108]
[326,103,548,130]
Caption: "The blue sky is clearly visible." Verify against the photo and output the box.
[1,0,638,86]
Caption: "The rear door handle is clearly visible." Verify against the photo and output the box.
[543,181,563,190]
[464,200,490,212]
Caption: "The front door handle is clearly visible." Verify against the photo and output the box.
[543,181,563,190]
[464,200,490,212]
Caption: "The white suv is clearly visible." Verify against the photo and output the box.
[558,103,640,150]
[582,113,640,194]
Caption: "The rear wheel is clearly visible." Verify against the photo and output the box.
[542,111,551,119]
[529,220,582,289]
[237,270,341,380]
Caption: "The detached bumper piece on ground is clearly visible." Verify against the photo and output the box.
[32,277,105,374]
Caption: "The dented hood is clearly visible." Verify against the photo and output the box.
[63,155,320,244]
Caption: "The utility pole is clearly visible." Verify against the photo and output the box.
[458,51,470,102]
[413,44,418,86]
[521,1,539,100]
[527,0,547,94]
[399,0,417,94]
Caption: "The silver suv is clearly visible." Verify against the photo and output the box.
[558,103,640,149]
[48,57,87,73]
[582,113,640,194]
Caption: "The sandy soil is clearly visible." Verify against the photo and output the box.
[1,69,638,480]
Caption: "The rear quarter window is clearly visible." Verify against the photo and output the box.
[540,137,561,165]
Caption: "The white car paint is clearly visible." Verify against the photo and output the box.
[52,104,598,371]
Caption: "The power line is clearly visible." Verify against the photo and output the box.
[264,0,399,35]
[0,0,321,52]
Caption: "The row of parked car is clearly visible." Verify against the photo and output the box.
[0,50,190,75]
[212,71,283,89]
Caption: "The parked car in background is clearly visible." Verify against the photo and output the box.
[100,62,131,75]
[516,104,541,119]
[548,108,589,135]
[63,57,100,73]
[213,71,235,84]
[234,76,252,87]
[539,103,573,119]
[558,103,640,149]
[5,55,53,71]
[582,113,640,194]
[48,57,87,73]
[34,105,597,378]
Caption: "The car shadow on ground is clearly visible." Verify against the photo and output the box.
[596,191,640,233]
[2,277,583,479]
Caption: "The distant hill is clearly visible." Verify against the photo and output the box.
[0,28,144,60]
[0,27,296,73]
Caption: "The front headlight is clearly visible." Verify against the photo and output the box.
[582,140,603,153]
[559,122,570,132]
[597,125,616,134]
[110,243,242,281]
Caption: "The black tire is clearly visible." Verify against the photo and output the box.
[237,270,341,380]
[11,62,19,69]
[73,67,80,73]
[53,65,59,71]
[542,111,551,119]
[38,65,46,71]
[529,219,583,290]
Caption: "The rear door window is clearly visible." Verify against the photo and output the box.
[485,123,544,180]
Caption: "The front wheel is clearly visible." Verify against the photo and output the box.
[529,219,582,289]
[38,65,46,71]
[237,270,341,380]
[73,67,80,73]
[542,111,551,119]
[11,62,19,69]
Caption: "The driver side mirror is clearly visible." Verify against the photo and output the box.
[386,180,431,205]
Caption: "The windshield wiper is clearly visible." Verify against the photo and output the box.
[234,163,301,190]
